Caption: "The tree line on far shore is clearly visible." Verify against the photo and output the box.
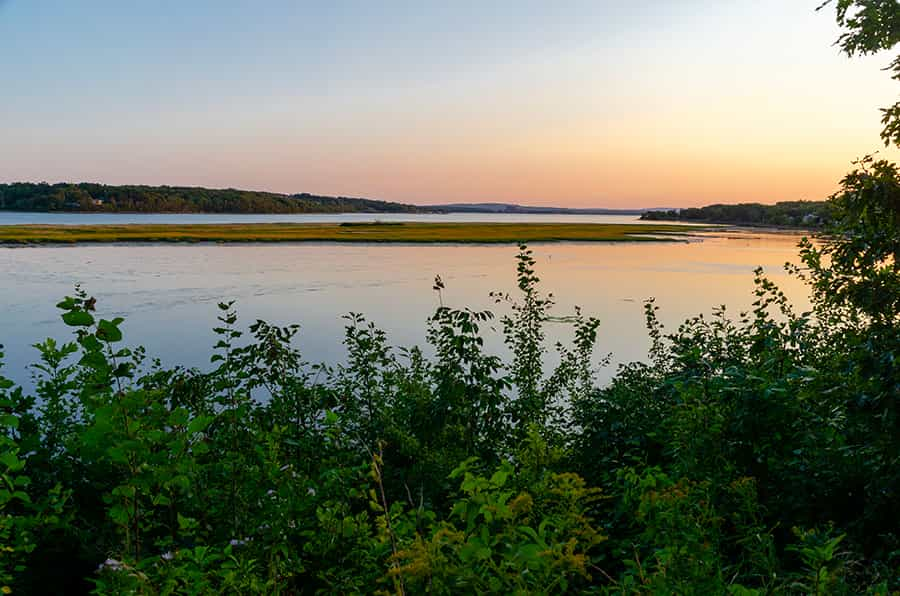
[0,183,836,225]
[0,182,421,214]
[641,200,832,228]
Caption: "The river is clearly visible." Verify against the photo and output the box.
[0,214,811,388]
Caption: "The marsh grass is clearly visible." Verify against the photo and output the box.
[0,222,704,244]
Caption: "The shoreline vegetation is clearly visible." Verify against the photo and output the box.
[0,182,422,214]
[640,200,831,228]
[0,222,705,245]
[0,182,662,216]
[0,181,832,226]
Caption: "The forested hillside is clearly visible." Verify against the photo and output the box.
[641,200,832,227]
[0,183,421,214]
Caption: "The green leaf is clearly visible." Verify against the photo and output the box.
[0,452,24,472]
[178,512,199,531]
[62,310,94,327]
[152,493,172,506]
[56,297,78,310]
[113,362,132,378]
[11,490,31,504]
[79,334,103,352]
[167,407,189,427]
[187,415,214,435]
[96,319,123,342]
[459,538,491,562]
[489,468,509,487]
[79,351,108,370]
[516,543,542,561]
[108,504,130,526]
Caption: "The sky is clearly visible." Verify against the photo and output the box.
[1,1,897,208]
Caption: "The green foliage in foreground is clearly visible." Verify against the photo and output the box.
[1,156,899,594]
[818,0,900,147]
[0,182,420,214]
[0,222,698,245]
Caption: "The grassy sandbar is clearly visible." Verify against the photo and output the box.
[0,222,705,245]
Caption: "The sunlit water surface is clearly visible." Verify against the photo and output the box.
[0,230,810,389]
[0,212,695,225]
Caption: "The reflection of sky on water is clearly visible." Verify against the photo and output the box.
[0,232,810,389]
[0,212,704,226]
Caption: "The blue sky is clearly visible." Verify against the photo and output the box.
[1,1,896,207]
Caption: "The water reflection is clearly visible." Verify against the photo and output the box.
[0,231,811,388]
[0,212,701,226]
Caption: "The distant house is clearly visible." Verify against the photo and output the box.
[92,198,105,207]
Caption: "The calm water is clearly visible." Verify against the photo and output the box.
[0,229,811,389]
[0,211,695,225]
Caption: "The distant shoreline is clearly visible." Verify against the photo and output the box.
[640,200,830,229]
[0,182,668,215]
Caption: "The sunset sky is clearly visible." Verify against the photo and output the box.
[2,0,897,208]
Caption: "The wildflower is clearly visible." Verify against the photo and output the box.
[307,487,316,496]
[97,558,123,572]
[161,551,174,561]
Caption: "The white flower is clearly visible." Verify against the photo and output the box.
[97,558,123,572]
[161,551,174,561]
